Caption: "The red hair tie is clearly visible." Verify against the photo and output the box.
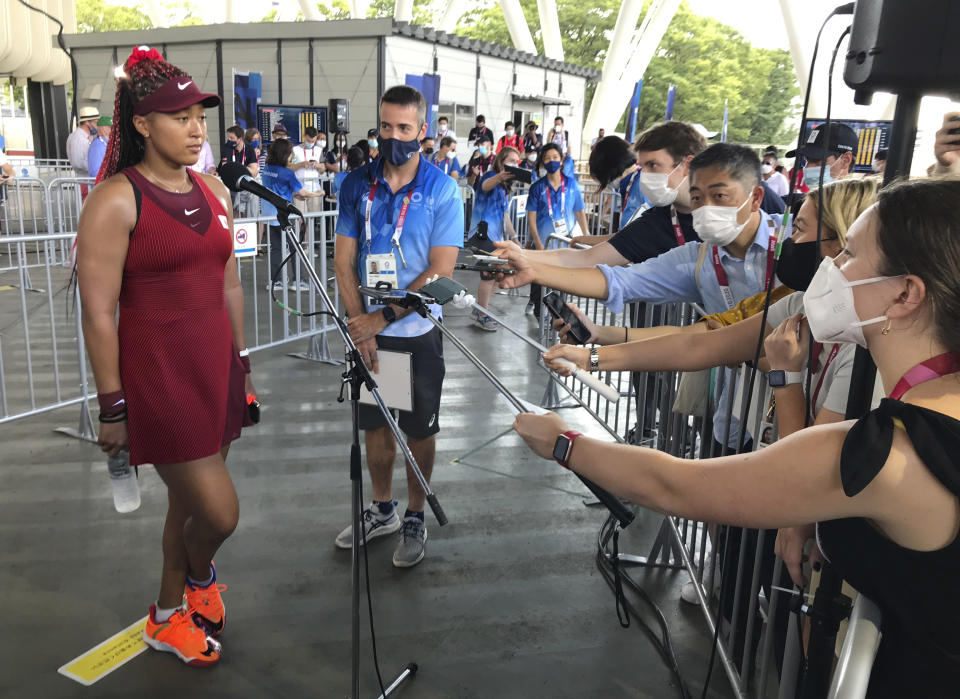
[126,45,164,69]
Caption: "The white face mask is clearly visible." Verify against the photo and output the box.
[506,129,515,136]
[691,197,752,246]
[317,140,326,149]
[761,163,774,175]
[639,162,684,207]
[438,124,447,133]
[449,150,456,158]
[802,257,900,347]
[527,153,537,162]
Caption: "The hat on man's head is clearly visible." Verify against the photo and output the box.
[78,106,100,121]
[786,123,858,161]
[524,144,538,154]
[367,128,378,139]
[96,116,112,127]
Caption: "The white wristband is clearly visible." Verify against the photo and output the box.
[238,348,250,357]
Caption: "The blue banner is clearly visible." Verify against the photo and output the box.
[625,79,643,143]
[233,71,262,131]
[405,73,441,138]
[664,84,676,122]
[721,99,728,142]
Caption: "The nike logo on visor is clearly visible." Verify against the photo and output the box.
[185,208,200,215]
[178,81,192,90]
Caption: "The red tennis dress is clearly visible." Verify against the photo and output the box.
[118,167,248,466]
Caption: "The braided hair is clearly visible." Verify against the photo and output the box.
[96,47,191,184]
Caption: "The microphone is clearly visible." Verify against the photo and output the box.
[219,162,303,218]
[358,286,438,309]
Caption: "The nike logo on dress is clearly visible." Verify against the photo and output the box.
[178,81,192,90]
[185,208,199,215]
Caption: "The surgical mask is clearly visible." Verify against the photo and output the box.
[378,136,421,166]
[527,153,537,163]
[691,197,751,246]
[639,162,684,207]
[775,238,821,291]
[506,129,515,136]
[317,140,326,149]
[761,163,774,175]
[449,150,456,157]
[478,145,489,156]
[802,258,899,347]
[438,124,448,133]
[250,140,260,149]
[544,160,562,174]
[803,165,833,189]
[368,139,378,149]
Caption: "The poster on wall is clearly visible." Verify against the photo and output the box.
[233,71,262,130]
[405,74,440,139]
[257,105,327,145]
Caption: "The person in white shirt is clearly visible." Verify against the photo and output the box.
[761,152,789,198]
[290,126,334,215]
[67,106,99,176]
[435,115,457,143]
[190,140,217,175]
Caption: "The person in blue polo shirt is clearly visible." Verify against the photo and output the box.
[431,135,461,179]
[334,85,463,568]
[523,142,589,316]
[468,146,522,331]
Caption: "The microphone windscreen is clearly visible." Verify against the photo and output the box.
[219,161,249,192]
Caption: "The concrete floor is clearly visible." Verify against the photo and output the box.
[0,270,735,699]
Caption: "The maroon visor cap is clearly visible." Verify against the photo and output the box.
[133,77,221,116]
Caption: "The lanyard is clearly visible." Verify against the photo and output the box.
[435,155,449,174]
[810,343,841,419]
[889,352,960,400]
[545,178,566,221]
[710,224,777,311]
[365,181,411,267]
[669,206,686,245]
[622,170,639,197]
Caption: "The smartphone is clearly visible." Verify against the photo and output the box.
[419,276,468,304]
[471,253,508,264]
[543,291,591,345]
[503,165,532,184]
[454,262,517,276]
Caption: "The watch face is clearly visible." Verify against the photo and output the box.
[768,370,786,387]
[552,435,569,462]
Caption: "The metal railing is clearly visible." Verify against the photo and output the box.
[532,234,879,699]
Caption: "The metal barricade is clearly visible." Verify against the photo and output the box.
[532,233,875,697]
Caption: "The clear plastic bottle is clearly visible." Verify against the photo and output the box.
[107,450,141,513]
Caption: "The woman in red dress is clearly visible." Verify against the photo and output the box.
[77,46,254,666]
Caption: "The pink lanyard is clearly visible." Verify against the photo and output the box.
[545,178,565,221]
[669,206,686,245]
[710,223,777,310]
[810,343,841,419]
[889,352,960,400]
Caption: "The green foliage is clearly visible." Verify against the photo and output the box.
[76,0,153,33]
[316,0,351,20]
[366,0,436,25]
[630,4,798,144]
[259,9,279,22]
[453,0,798,145]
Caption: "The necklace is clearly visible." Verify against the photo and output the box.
[140,164,191,193]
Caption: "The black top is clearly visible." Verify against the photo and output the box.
[607,205,700,264]
[760,180,785,214]
[817,398,960,698]
[468,125,494,143]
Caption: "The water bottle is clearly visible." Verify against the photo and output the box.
[107,450,141,513]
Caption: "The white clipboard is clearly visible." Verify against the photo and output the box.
[358,350,414,412]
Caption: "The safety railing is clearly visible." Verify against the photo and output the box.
[532,234,878,699]
[0,206,343,433]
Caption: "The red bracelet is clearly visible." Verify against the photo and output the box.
[97,389,125,413]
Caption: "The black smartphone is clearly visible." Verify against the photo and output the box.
[503,165,532,184]
[454,262,517,276]
[419,276,468,304]
[543,291,591,345]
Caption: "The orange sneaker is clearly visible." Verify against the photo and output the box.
[143,605,221,666]
[185,563,227,637]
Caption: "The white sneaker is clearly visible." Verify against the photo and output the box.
[288,280,312,292]
[524,302,536,316]
[266,280,285,292]
[334,502,401,549]
[681,565,715,606]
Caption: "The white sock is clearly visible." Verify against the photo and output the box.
[187,570,214,588]
[154,604,180,622]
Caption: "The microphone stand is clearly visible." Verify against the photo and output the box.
[358,286,634,529]
[277,210,434,699]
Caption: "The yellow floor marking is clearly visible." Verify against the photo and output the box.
[57,615,149,686]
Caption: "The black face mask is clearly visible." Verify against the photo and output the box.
[776,238,821,291]
[424,147,434,155]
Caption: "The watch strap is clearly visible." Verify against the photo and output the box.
[381,305,397,323]
[554,430,583,468]
[589,348,600,372]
